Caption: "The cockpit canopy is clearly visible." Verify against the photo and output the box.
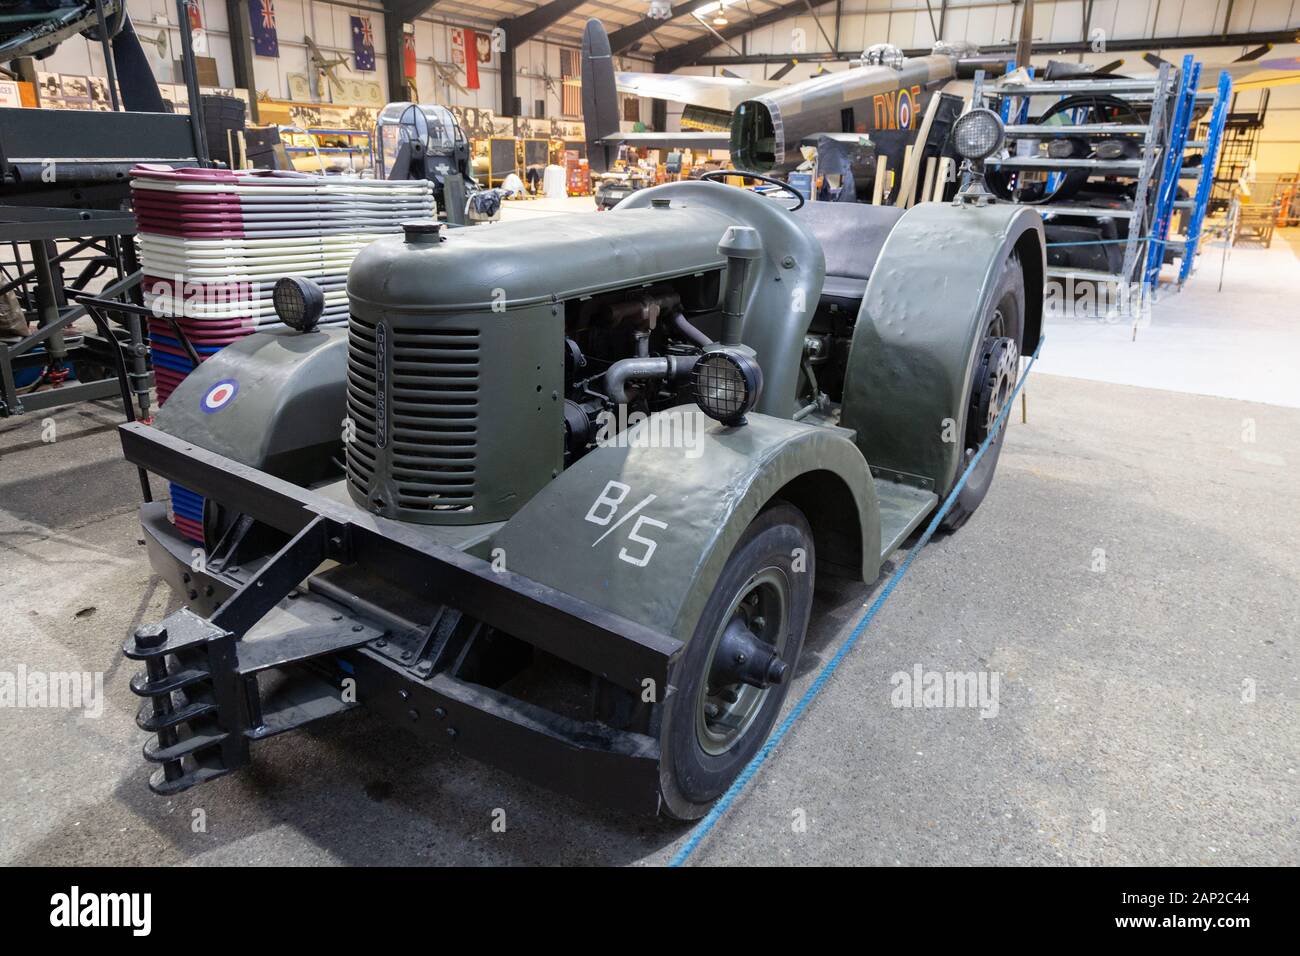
[375,102,467,177]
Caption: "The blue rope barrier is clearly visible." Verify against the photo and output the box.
[668,335,1045,867]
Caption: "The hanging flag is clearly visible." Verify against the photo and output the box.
[451,28,479,90]
[351,16,375,72]
[475,31,492,64]
[450,27,464,70]
[185,0,203,31]
[403,32,417,79]
[561,48,581,117]
[248,0,278,58]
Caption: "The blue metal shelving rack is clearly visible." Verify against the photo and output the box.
[979,55,1232,303]
[1176,70,1233,287]
[1143,56,1199,294]
[981,65,1172,298]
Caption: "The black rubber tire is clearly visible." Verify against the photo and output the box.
[939,253,1025,533]
[658,502,815,820]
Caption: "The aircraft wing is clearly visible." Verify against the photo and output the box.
[1187,55,1299,92]
[1216,56,1300,92]
[601,131,731,151]
[801,132,875,147]
[613,71,781,112]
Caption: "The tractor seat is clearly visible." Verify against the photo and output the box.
[793,202,908,304]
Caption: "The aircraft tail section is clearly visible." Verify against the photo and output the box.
[582,19,620,172]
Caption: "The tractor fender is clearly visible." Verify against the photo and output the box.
[840,200,1044,499]
[492,407,881,648]
[152,326,346,486]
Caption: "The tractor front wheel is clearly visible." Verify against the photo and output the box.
[657,502,815,820]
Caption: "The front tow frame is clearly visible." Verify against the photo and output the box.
[119,422,683,814]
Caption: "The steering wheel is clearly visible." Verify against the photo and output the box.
[699,169,806,211]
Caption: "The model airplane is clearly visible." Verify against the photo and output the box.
[304,35,349,102]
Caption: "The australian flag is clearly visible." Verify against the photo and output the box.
[351,16,375,72]
[249,0,278,58]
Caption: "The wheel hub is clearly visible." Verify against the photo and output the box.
[696,568,789,756]
[966,335,1019,448]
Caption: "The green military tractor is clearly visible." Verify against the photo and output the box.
[119,115,1043,818]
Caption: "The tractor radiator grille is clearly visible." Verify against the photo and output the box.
[345,312,480,513]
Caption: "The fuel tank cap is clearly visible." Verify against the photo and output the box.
[402,220,445,245]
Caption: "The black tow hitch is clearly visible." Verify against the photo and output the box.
[124,517,383,793]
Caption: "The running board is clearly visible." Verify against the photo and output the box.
[873,476,938,562]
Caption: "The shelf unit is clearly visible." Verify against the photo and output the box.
[977,62,1173,299]
[1145,68,1233,292]
[1204,90,1269,215]
[974,56,1233,304]
[281,127,373,174]
[1142,56,1202,293]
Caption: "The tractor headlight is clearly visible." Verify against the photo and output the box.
[692,349,763,426]
[952,108,1005,161]
[273,276,325,332]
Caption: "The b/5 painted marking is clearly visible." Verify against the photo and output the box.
[584,480,668,568]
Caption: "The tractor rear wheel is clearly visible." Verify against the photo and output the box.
[940,252,1025,532]
[657,502,815,820]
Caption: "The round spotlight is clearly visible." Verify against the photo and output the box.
[692,349,763,426]
[273,276,325,332]
[952,108,1005,161]
[1046,138,1076,159]
[1095,138,1127,160]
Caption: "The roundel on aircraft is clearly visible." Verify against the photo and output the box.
[898,89,914,129]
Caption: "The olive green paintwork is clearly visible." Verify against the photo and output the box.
[841,200,1045,499]
[343,298,564,526]
[347,203,732,315]
[153,327,346,486]
[492,407,880,646]
[147,187,1042,666]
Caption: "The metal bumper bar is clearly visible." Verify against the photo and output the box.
[120,422,681,690]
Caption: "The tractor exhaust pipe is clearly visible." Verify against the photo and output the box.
[717,226,763,346]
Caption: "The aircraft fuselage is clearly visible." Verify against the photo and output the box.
[731,55,959,173]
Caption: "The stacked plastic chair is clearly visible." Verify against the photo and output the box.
[131,165,436,542]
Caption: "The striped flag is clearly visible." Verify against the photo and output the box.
[561,47,581,117]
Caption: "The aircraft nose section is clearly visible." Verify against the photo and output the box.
[731,98,782,172]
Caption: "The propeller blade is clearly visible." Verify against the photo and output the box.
[720,68,742,79]
[1235,44,1272,62]
[1095,59,1124,74]
[769,58,799,81]
[1143,52,1172,70]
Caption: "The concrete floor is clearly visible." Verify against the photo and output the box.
[0,228,1296,866]
[1037,228,1300,409]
